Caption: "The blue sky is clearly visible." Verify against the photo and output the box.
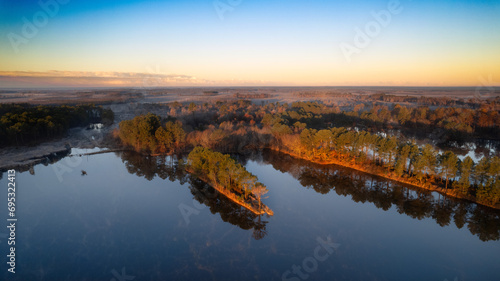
[0,0,499,87]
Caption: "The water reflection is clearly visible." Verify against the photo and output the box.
[258,149,500,242]
[188,176,269,240]
[119,151,187,183]
[117,149,500,242]
[119,151,268,240]
[0,147,71,178]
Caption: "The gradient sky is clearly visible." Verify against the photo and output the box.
[0,0,499,87]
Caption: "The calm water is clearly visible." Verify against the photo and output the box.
[0,149,499,281]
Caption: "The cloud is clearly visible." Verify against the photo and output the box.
[0,70,207,87]
[0,71,281,88]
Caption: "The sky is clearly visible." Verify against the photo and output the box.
[0,0,499,87]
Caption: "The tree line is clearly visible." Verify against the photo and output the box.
[274,101,499,144]
[0,103,114,147]
[270,125,500,207]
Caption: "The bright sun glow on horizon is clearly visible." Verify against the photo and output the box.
[0,0,499,87]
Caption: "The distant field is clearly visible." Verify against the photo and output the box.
[1,86,498,105]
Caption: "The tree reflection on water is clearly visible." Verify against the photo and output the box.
[118,149,500,242]
[119,150,269,240]
[259,149,500,242]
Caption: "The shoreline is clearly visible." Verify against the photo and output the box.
[267,147,500,210]
[0,126,114,171]
[185,168,273,216]
[2,130,497,212]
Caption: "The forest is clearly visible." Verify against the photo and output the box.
[115,99,500,208]
[186,147,270,215]
[0,103,114,147]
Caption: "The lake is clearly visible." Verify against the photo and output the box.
[0,149,499,281]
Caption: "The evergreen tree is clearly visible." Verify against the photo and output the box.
[457,156,474,195]
[439,151,459,189]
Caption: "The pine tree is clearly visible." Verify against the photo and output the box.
[439,151,459,189]
[457,156,474,195]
